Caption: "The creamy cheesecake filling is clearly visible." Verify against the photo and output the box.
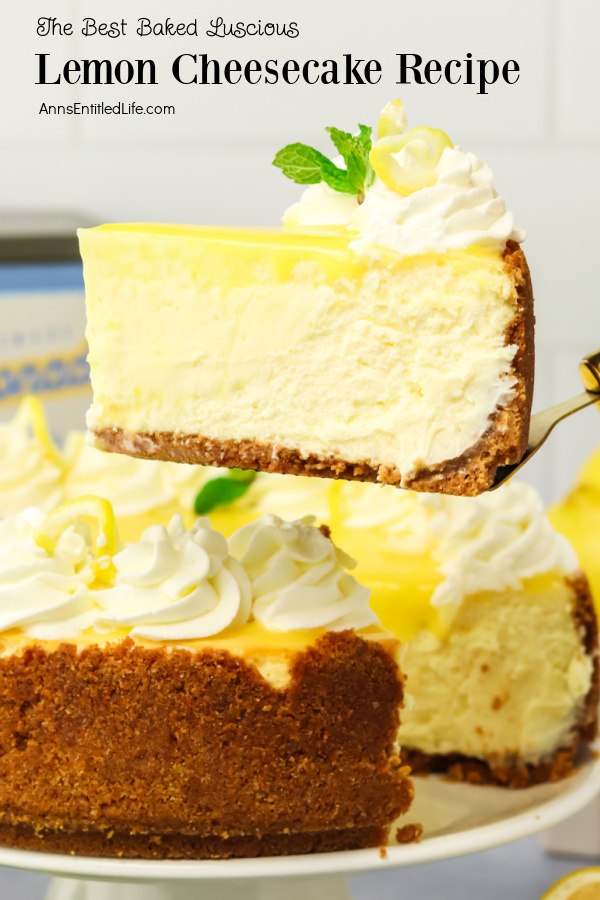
[399,579,593,763]
[81,225,518,477]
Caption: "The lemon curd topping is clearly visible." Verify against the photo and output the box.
[0,620,391,657]
[323,482,579,641]
[28,473,572,656]
[0,595,391,693]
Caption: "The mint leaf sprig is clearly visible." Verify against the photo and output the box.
[194,469,257,515]
[273,123,375,203]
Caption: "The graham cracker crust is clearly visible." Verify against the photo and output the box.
[402,574,599,789]
[0,631,413,858]
[0,824,387,860]
[91,243,534,497]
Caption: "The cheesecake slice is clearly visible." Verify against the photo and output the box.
[80,100,533,496]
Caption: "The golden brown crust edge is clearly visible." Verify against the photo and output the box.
[402,574,599,789]
[404,242,535,495]
[91,242,535,497]
[0,631,413,858]
[0,824,388,860]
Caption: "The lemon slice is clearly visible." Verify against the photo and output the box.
[541,868,600,899]
[370,126,453,196]
[35,495,119,584]
[377,99,407,139]
[14,395,66,471]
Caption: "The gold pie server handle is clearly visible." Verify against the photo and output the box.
[580,349,600,394]
[491,348,600,490]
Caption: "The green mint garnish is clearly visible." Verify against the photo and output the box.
[273,123,374,203]
[194,469,257,515]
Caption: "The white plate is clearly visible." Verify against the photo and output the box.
[1,756,599,884]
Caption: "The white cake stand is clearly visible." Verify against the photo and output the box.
[2,758,600,900]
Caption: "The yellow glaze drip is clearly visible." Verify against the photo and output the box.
[94,223,366,283]
[325,479,442,639]
[0,621,392,660]
[210,479,570,643]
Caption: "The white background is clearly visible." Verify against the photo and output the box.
[0,0,599,504]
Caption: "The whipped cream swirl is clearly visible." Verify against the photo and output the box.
[0,510,97,639]
[229,514,376,632]
[0,418,64,517]
[284,146,524,257]
[329,482,433,556]
[66,435,207,518]
[246,474,330,523]
[95,515,251,640]
[424,483,579,609]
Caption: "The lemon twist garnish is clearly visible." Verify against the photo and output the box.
[377,99,407,139]
[14,395,67,472]
[35,495,120,584]
[370,125,453,196]
[540,867,600,899]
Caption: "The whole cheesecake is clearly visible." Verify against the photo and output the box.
[0,505,412,858]
[0,402,594,789]
[79,100,534,496]
[195,474,599,786]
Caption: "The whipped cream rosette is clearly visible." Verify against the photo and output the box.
[65,433,210,540]
[424,483,579,611]
[0,397,66,517]
[229,513,377,632]
[329,480,579,636]
[283,99,524,257]
[0,500,379,645]
[0,509,97,640]
[95,515,252,640]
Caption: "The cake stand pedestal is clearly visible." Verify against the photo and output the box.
[45,874,351,900]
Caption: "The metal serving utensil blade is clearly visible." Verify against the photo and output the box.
[491,348,600,490]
